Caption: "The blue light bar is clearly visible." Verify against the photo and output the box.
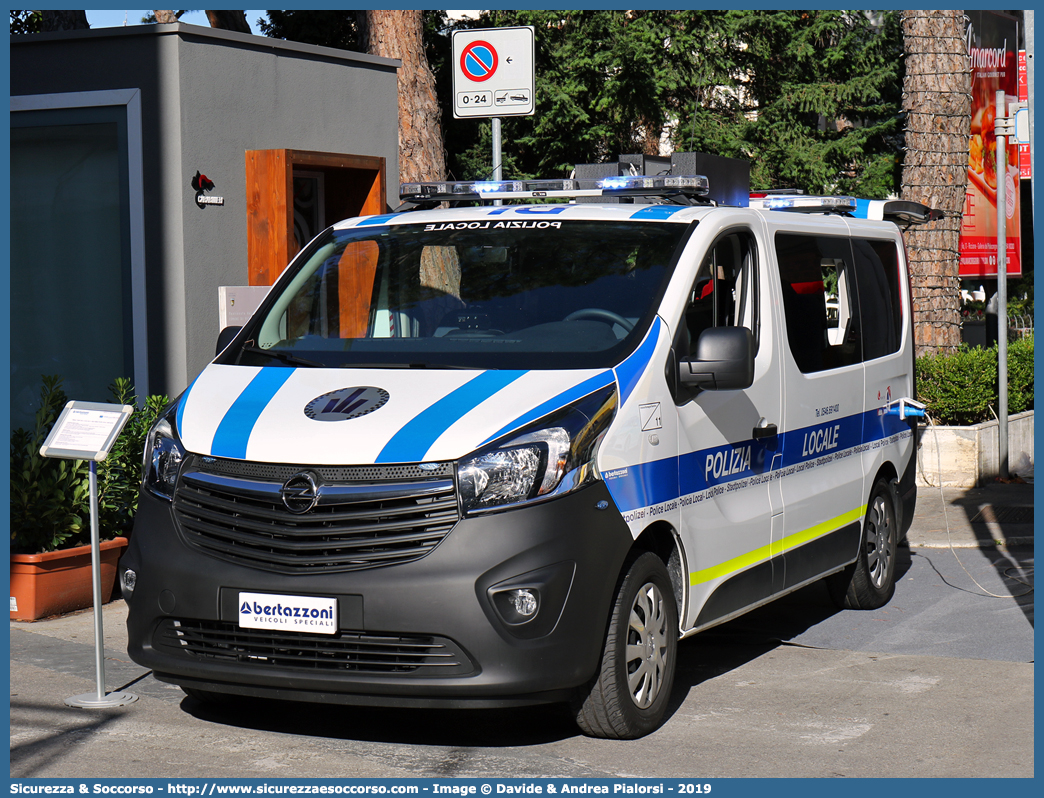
[749,195,857,213]
[398,175,710,204]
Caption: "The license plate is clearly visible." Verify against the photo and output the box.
[238,592,338,635]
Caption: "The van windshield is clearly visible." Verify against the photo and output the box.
[229,218,691,371]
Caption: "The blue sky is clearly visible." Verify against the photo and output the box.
[84,10,482,32]
[85,10,269,33]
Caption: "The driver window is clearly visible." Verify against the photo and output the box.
[684,231,758,356]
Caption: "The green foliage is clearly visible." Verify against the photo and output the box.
[916,336,1034,426]
[1007,336,1035,416]
[96,379,170,539]
[10,376,169,555]
[260,10,361,50]
[725,10,904,197]
[10,376,89,553]
[445,10,725,179]
[259,9,904,196]
[9,10,42,34]
[442,10,903,196]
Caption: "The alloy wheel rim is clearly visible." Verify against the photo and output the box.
[866,494,894,588]
[625,582,670,708]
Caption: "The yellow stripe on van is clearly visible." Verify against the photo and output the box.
[778,505,866,555]
[688,505,867,586]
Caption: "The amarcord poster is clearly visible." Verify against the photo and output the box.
[960,10,1021,278]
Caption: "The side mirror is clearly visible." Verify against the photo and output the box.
[679,327,754,391]
[216,325,242,356]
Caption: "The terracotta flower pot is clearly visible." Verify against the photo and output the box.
[9,537,128,621]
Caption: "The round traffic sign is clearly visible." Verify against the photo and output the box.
[460,40,498,82]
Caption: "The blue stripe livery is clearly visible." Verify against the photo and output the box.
[357,214,396,226]
[614,317,661,405]
[210,368,296,460]
[604,408,913,513]
[603,457,680,514]
[481,371,617,446]
[376,370,527,463]
[630,205,686,220]
[175,374,199,435]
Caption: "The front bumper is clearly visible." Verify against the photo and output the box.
[122,481,633,708]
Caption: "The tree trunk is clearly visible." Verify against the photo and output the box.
[359,10,446,184]
[40,10,89,31]
[205,10,251,34]
[899,10,971,356]
[154,11,180,25]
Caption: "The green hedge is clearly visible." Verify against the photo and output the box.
[916,336,1034,426]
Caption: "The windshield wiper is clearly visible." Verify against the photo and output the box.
[240,344,323,368]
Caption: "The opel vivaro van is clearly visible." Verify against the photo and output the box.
[122,175,932,738]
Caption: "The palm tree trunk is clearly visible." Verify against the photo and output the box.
[899,10,972,355]
[359,10,446,184]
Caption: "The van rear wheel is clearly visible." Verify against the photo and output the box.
[828,478,899,610]
[572,551,678,739]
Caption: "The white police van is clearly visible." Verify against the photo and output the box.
[122,174,932,738]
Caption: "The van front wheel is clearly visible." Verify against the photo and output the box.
[572,551,678,739]
[828,478,899,610]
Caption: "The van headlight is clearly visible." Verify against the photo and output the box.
[457,385,616,515]
[143,403,185,500]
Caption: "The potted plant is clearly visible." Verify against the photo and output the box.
[10,375,167,621]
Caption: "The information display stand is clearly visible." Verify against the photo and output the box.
[41,401,139,709]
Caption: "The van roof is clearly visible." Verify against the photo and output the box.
[335,201,916,234]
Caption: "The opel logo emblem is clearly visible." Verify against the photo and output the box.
[281,471,320,514]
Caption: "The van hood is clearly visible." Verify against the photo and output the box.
[176,364,617,465]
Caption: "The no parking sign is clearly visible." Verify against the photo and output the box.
[452,27,535,118]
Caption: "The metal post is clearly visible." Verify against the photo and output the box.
[65,461,137,708]
[994,90,1009,480]
[1028,11,1035,213]
[492,117,503,205]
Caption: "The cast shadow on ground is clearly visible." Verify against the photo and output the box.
[956,486,1035,628]
[9,700,123,778]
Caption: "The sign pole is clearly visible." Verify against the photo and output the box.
[493,117,502,180]
[994,90,1009,480]
[64,461,138,708]
[492,116,503,205]
[39,400,138,709]
[64,467,139,708]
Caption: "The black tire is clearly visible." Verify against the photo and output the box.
[572,551,678,739]
[828,478,899,610]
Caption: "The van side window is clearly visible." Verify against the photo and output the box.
[684,231,758,355]
[775,233,860,373]
[850,238,902,360]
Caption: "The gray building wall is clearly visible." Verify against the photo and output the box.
[11,23,400,398]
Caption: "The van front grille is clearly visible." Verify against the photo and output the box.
[157,619,474,675]
[172,457,459,573]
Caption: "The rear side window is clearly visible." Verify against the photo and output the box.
[775,233,904,373]
[850,238,902,361]
[775,233,860,373]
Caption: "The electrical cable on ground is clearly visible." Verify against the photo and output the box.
[922,415,1034,598]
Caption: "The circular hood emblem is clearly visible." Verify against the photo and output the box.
[281,471,320,514]
[304,387,389,422]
